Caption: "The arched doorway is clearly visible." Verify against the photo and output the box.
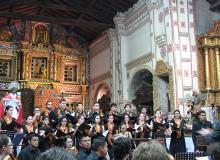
[130,69,153,115]
[95,84,111,114]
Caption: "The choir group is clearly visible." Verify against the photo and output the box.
[0,98,193,160]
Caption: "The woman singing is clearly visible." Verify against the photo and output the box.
[169,110,186,155]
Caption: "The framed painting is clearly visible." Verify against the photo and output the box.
[31,57,48,79]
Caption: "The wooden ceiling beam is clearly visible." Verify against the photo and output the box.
[0,0,95,15]
[210,1,220,11]
[0,11,112,28]
[104,0,125,11]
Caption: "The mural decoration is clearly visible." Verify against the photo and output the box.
[0,27,12,41]
[9,20,26,42]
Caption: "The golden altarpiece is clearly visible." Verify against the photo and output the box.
[0,22,88,116]
[197,20,220,116]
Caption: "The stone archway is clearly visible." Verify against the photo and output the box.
[129,69,153,115]
[94,83,111,114]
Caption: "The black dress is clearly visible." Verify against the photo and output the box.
[169,119,186,155]
[0,117,18,132]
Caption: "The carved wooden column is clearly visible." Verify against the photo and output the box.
[53,54,57,81]
[81,85,87,111]
[204,48,211,89]
[22,52,26,79]
[215,48,220,89]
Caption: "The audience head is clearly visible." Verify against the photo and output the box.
[112,137,132,160]
[27,133,39,148]
[37,147,76,160]
[79,135,91,150]
[132,140,170,160]
[207,142,220,160]
[153,131,165,145]
[64,135,73,149]
[91,138,108,157]
[0,134,13,155]
[26,115,34,125]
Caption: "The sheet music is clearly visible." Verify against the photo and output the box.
[196,128,212,135]
[195,156,209,160]
[102,130,109,137]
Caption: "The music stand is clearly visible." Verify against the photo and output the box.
[175,152,204,160]
[12,133,25,147]
[196,135,207,147]
[0,130,16,140]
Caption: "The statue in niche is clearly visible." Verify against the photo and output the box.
[33,24,49,45]
[41,67,47,79]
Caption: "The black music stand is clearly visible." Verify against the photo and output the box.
[175,152,204,160]
[0,130,16,140]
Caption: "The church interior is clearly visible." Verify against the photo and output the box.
[0,0,220,159]
[0,0,219,122]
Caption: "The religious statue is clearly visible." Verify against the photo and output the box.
[0,81,23,124]
[41,67,47,79]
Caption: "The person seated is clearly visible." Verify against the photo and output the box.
[0,134,16,160]
[132,140,172,160]
[18,133,41,160]
[153,131,168,152]
[64,135,77,154]
[86,138,108,160]
[112,137,132,160]
[37,147,76,160]
[77,134,91,160]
